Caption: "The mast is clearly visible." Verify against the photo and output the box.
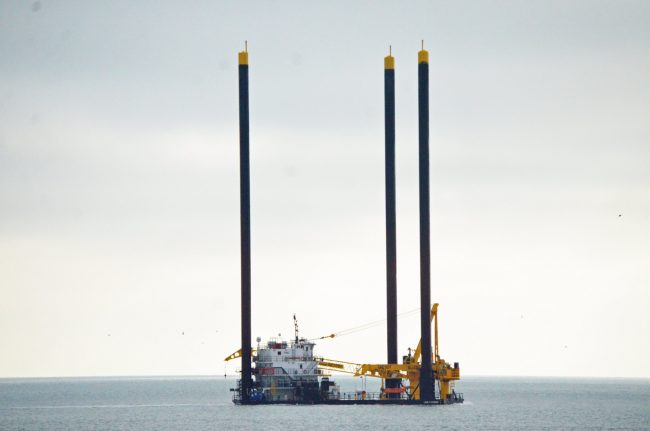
[384,47,400,396]
[238,42,252,404]
[417,42,435,402]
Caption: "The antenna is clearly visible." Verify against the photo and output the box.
[293,313,299,342]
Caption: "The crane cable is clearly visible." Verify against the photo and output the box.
[311,307,420,341]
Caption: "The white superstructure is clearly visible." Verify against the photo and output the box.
[250,336,339,402]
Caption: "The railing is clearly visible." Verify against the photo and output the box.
[234,389,463,403]
[338,391,407,401]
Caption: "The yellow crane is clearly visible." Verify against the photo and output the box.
[223,348,254,362]
[317,304,460,401]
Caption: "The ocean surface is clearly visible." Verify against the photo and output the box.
[0,376,648,430]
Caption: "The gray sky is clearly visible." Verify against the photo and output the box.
[1,0,649,378]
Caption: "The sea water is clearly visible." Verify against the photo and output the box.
[1,376,648,430]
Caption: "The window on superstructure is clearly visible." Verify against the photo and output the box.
[277,351,281,355]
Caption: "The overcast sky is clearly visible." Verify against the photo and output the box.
[1,0,648,378]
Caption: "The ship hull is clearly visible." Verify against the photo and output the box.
[234,398,464,405]
[229,336,464,406]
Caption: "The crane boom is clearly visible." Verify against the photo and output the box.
[224,348,256,362]
[412,303,438,363]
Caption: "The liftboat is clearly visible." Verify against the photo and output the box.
[225,307,464,405]
[228,45,464,405]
